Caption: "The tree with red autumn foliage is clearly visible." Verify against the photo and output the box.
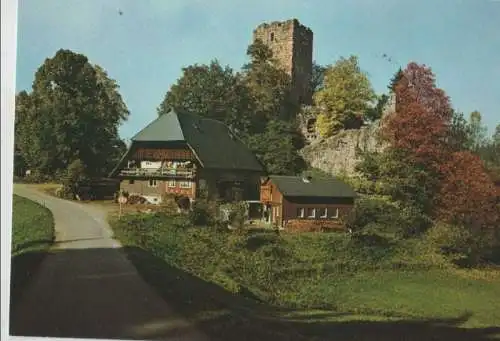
[436,151,499,228]
[378,62,499,229]
[381,62,453,171]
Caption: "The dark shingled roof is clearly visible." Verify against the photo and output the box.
[109,110,264,176]
[269,175,357,198]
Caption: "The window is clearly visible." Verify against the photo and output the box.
[128,179,135,185]
[179,181,192,189]
[270,32,275,42]
[318,208,328,218]
[297,208,305,218]
[167,180,176,188]
[330,208,339,219]
[148,179,158,187]
[307,208,316,218]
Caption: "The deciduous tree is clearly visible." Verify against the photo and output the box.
[314,55,376,137]
[14,49,129,179]
[157,60,254,133]
[242,39,296,128]
[311,61,327,93]
[244,120,306,175]
[436,151,499,228]
[468,110,488,152]
[381,62,452,170]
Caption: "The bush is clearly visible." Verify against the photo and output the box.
[344,197,399,232]
[188,200,213,226]
[219,202,248,229]
[424,223,498,266]
[344,197,432,239]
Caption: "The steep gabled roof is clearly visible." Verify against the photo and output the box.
[109,110,264,177]
[132,110,185,142]
[268,175,357,198]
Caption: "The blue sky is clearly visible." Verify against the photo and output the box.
[16,0,500,140]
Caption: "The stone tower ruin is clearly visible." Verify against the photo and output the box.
[253,18,313,106]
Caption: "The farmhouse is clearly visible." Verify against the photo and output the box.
[109,109,264,204]
[260,175,357,230]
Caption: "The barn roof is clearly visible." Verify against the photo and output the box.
[267,175,357,198]
[109,110,264,177]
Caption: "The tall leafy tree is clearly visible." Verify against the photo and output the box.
[314,55,376,137]
[365,94,390,122]
[388,67,404,92]
[378,62,498,229]
[468,110,488,152]
[381,62,452,170]
[242,39,296,129]
[157,60,253,133]
[245,120,306,175]
[15,49,129,178]
[311,61,327,93]
[436,151,499,228]
[447,110,473,152]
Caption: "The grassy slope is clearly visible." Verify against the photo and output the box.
[11,194,54,255]
[10,195,55,307]
[110,213,500,340]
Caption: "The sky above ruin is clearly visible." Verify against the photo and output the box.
[15,0,500,139]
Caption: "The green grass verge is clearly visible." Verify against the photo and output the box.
[10,194,55,308]
[11,194,54,255]
[111,212,500,340]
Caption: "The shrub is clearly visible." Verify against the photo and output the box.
[219,202,248,229]
[396,204,432,238]
[424,223,498,266]
[344,197,399,232]
[188,200,213,226]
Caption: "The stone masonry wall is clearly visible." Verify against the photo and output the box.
[253,19,313,105]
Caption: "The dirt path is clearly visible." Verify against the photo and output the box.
[10,185,209,340]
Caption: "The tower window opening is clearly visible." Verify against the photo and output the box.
[306,118,317,133]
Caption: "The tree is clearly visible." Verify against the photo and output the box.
[365,94,390,122]
[14,49,129,179]
[447,110,473,152]
[381,62,452,170]
[314,55,376,137]
[157,60,254,133]
[244,120,306,175]
[242,39,297,128]
[468,110,488,152]
[311,61,327,93]
[388,67,404,92]
[436,151,499,228]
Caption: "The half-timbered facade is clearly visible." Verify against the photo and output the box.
[260,175,357,231]
[109,109,264,204]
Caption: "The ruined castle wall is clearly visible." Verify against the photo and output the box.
[253,19,313,105]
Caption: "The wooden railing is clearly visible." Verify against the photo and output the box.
[118,167,195,178]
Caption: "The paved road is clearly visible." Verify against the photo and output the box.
[10,185,209,340]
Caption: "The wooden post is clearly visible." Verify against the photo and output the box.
[118,195,127,220]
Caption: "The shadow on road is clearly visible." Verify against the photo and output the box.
[9,246,500,341]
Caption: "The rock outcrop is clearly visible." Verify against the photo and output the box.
[300,122,387,176]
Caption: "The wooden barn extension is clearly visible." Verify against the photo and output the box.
[260,175,357,231]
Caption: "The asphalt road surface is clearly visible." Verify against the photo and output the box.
[10,185,209,340]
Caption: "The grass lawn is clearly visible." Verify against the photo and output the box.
[10,194,55,307]
[11,194,54,256]
[110,212,500,341]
